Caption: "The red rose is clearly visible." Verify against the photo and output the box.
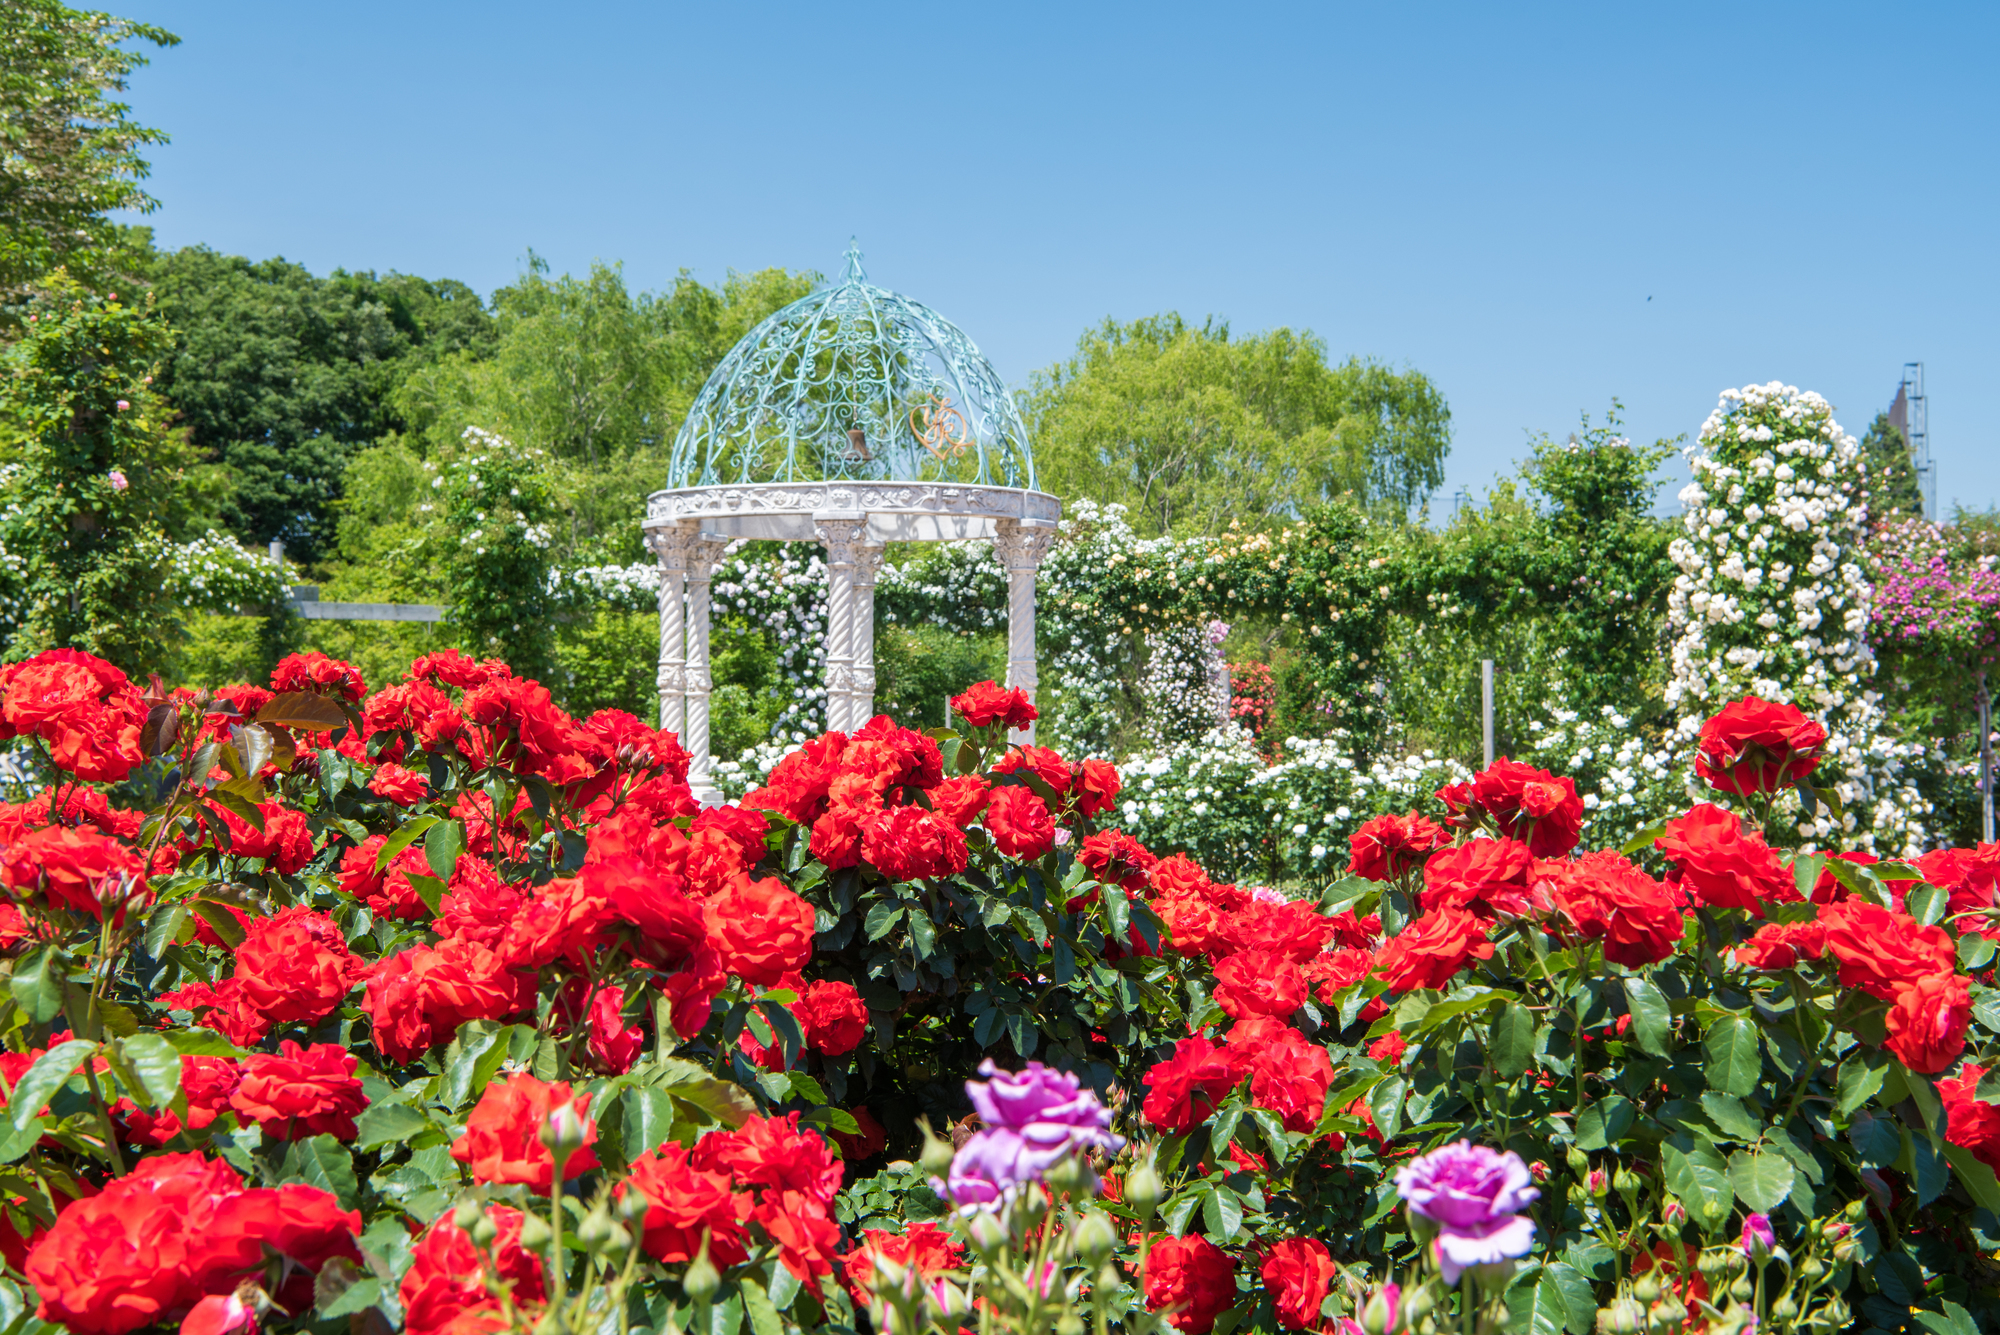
[750,1189,845,1281]
[563,982,642,1075]
[1941,1064,2000,1174]
[435,857,526,948]
[809,805,867,870]
[450,1073,599,1194]
[0,825,148,919]
[951,680,1038,729]
[230,1041,367,1140]
[369,762,428,805]
[1218,898,1336,963]
[270,651,366,702]
[619,1142,750,1266]
[0,650,145,782]
[337,834,437,920]
[1304,946,1386,1020]
[797,979,869,1055]
[1420,838,1538,918]
[1141,1232,1237,1334]
[400,1206,546,1335]
[121,1054,241,1146]
[848,716,944,790]
[1819,898,1956,1001]
[1348,811,1450,882]
[590,856,707,968]
[1245,1026,1333,1132]
[1155,884,1228,957]
[1262,1237,1336,1331]
[925,774,991,828]
[984,785,1056,860]
[705,875,816,986]
[1810,850,1880,904]
[1368,1030,1408,1064]
[743,734,848,824]
[862,805,970,881]
[232,906,365,1027]
[1731,919,1826,971]
[1694,695,1828,796]
[1213,950,1306,1019]
[211,800,314,874]
[1071,758,1123,816]
[690,1111,844,1203]
[1917,846,2000,940]
[1371,907,1494,992]
[840,1221,966,1310]
[833,1104,888,1160]
[363,936,535,1064]
[1885,972,1971,1074]
[657,944,726,1042]
[1080,829,1158,894]
[1541,850,1686,967]
[1142,1035,1241,1133]
[202,1182,363,1311]
[1448,759,1584,857]
[1654,803,1796,914]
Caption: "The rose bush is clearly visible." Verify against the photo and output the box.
[0,648,1993,1334]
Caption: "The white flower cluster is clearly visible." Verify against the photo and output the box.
[711,543,829,745]
[163,530,289,612]
[1136,619,1231,751]
[1664,382,1929,853]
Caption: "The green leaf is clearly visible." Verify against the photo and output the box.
[802,1107,862,1137]
[864,901,904,942]
[1836,1055,1888,1117]
[1619,820,1667,856]
[1574,1096,1635,1151]
[404,873,448,917]
[908,911,937,959]
[374,815,440,870]
[1368,1074,1407,1141]
[189,901,247,949]
[783,1071,828,1106]
[1941,1141,2000,1213]
[318,1275,382,1320]
[1906,882,1948,927]
[671,1077,758,1128]
[439,1023,510,1109]
[1489,1003,1536,1080]
[1727,1148,1794,1212]
[8,1040,95,1130]
[741,1277,783,1335]
[1415,989,1511,1032]
[1789,853,1824,900]
[621,1086,675,1157]
[1704,1015,1762,1097]
[281,1134,361,1209]
[1200,1185,1244,1242]
[207,781,265,832]
[1912,1301,1983,1335]
[8,947,64,1024]
[1661,1137,1732,1225]
[422,819,465,882]
[1961,931,1998,971]
[1848,1110,1901,1168]
[1699,1092,1764,1144]
[142,903,190,958]
[1622,976,1672,1057]
[118,1032,182,1109]
[0,1117,47,1164]
[1545,1262,1597,1335]
[353,1102,430,1150]
[256,692,350,730]
[1503,1270,1568,1335]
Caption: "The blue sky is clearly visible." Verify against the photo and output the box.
[115,2,2000,516]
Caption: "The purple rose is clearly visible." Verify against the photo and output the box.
[934,1061,1126,1211]
[1393,1141,1540,1283]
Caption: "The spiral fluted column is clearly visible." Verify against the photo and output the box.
[991,518,1058,745]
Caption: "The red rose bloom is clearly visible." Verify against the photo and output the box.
[230,1041,367,1140]
[270,651,366,702]
[1885,972,1971,1074]
[992,744,1071,796]
[1810,850,1880,904]
[984,784,1057,860]
[363,936,535,1064]
[1142,1035,1241,1133]
[925,774,991,828]
[619,1142,750,1266]
[212,800,314,875]
[0,825,148,919]
[1141,1233,1237,1334]
[840,1221,966,1310]
[797,979,869,1055]
[1818,898,1956,1001]
[1080,828,1159,894]
[232,906,365,1026]
[1917,845,2000,940]
[1371,907,1495,992]
[862,805,969,881]
[1245,1026,1333,1132]
[1694,695,1828,796]
[705,875,816,986]
[400,1206,546,1335]
[450,1073,599,1194]
[1262,1237,1336,1331]
[1348,811,1449,883]
[1941,1064,2000,1174]
[1732,919,1827,971]
[1218,898,1336,963]
[1071,758,1123,816]
[1368,1030,1408,1064]
[0,649,146,783]
[369,762,428,805]
[1654,803,1796,914]
[1420,838,1539,918]
[951,680,1038,729]
[1304,946,1386,1019]
[1213,949,1306,1019]
[1541,850,1687,967]
[1454,759,1584,857]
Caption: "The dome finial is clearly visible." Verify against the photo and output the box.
[841,238,867,284]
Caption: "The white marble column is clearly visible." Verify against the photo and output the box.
[815,516,880,733]
[683,533,730,805]
[991,519,1058,745]
[646,525,694,738]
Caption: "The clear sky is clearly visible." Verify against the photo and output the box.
[112,1,2000,516]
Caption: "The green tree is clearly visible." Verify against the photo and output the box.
[0,276,220,671]
[1859,410,1923,520]
[1023,315,1450,537]
[0,1,175,306]
[142,243,496,562]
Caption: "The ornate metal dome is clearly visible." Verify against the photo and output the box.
[667,244,1037,491]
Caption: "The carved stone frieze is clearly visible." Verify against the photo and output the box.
[646,482,1061,527]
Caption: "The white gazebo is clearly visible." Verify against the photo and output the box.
[644,246,1060,803]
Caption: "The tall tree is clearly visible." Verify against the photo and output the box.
[1859,410,1924,520]
[0,1,175,306]
[143,244,496,560]
[1023,315,1450,537]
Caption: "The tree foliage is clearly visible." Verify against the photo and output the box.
[0,1,176,305]
[1023,315,1451,537]
[1859,410,1924,521]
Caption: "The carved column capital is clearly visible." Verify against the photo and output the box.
[814,517,875,569]
[992,518,1057,570]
